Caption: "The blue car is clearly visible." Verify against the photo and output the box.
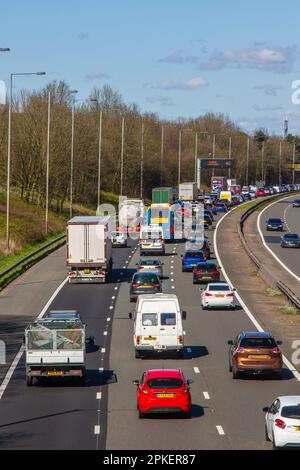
[215,202,227,213]
[182,250,207,272]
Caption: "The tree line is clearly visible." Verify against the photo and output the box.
[0,80,298,213]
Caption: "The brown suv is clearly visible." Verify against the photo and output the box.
[228,331,283,379]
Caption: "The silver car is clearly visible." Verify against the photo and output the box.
[136,258,164,278]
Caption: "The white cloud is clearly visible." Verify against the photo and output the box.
[157,76,209,91]
[198,45,299,73]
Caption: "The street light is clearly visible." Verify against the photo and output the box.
[6,71,46,251]
[0,48,10,52]
[140,119,145,199]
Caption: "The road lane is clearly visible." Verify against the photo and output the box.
[259,195,300,278]
[0,240,137,450]
[106,218,300,450]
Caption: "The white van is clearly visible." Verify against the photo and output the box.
[130,294,186,358]
[140,224,165,256]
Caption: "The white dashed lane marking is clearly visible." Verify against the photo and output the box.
[203,392,210,400]
[194,367,200,374]
[96,393,102,400]
[103,331,108,336]
[101,348,106,354]
[107,317,111,322]
[94,425,101,435]
[216,426,225,436]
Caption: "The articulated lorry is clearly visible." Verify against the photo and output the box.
[178,182,197,202]
[25,310,94,386]
[67,216,112,283]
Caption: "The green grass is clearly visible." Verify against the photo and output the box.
[278,305,299,315]
[266,288,283,297]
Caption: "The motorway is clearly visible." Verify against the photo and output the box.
[0,210,300,450]
[259,194,300,278]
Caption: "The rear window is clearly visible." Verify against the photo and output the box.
[140,260,160,266]
[240,337,277,348]
[134,273,159,284]
[199,264,217,271]
[281,406,300,419]
[142,313,158,326]
[185,251,204,258]
[208,285,230,291]
[161,313,176,326]
[147,378,183,389]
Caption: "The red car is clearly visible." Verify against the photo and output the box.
[134,369,192,418]
[256,189,266,197]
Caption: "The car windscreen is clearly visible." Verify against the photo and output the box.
[240,337,277,348]
[208,285,230,291]
[281,406,300,419]
[185,251,204,258]
[147,378,183,389]
[161,313,176,326]
[134,274,159,284]
[142,313,158,326]
[140,260,160,266]
[268,219,282,224]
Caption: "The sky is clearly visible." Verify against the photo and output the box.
[1,0,300,134]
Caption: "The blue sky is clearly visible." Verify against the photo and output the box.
[1,0,300,134]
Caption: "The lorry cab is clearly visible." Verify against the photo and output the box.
[140,225,165,255]
[132,294,186,358]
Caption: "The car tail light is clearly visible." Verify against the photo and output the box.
[275,419,286,429]
[69,271,76,276]
[272,347,281,354]
[226,293,235,297]
[154,283,161,288]
[212,270,220,275]
[205,293,213,297]
[179,335,183,344]
[138,266,144,270]
[155,266,161,269]
[136,336,140,345]
[236,347,245,353]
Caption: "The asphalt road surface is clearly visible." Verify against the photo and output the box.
[259,194,300,278]
[0,212,299,450]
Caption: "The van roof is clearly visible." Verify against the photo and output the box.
[68,216,111,224]
[137,293,179,302]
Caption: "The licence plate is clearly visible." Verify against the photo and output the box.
[248,355,269,359]
[157,394,174,398]
[84,269,90,274]
[203,276,211,280]
[215,295,224,298]
[142,285,152,289]
[144,337,157,341]
[294,427,300,432]
[47,371,64,376]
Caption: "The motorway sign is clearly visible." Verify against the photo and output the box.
[199,158,235,169]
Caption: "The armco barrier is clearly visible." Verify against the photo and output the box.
[0,234,66,289]
[238,192,300,310]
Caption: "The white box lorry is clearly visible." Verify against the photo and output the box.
[67,216,113,283]
[178,182,197,202]
[25,310,94,386]
[130,293,186,358]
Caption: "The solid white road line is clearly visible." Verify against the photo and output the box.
[103,331,108,336]
[107,317,111,322]
[257,195,300,283]
[94,425,101,435]
[0,277,69,400]
[214,202,300,383]
[96,392,102,400]
[203,392,210,400]
[101,348,106,354]
[194,367,200,374]
[216,425,225,436]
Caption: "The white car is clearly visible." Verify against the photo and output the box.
[264,396,300,449]
[201,283,237,310]
[111,230,127,247]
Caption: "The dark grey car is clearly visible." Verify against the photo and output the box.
[281,233,300,248]
[266,218,284,231]
[130,272,162,302]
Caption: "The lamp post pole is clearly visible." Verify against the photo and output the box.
[45,92,51,234]
[160,125,164,186]
[140,120,144,199]
[120,116,125,196]
[178,129,182,187]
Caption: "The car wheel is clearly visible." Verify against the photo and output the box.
[272,434,278,450]
[274,371,283,380]
[26,376,33,387]
[232,366,240,379]
[184,410,191,419]
[138,410,144,419]
[177,350,184,359]
[135,350,141,359]
[229,361,232,372]
[265,425,271,442]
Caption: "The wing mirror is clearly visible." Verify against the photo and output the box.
[182,311,187,320]
[129,312,133,320]
[227,340,233,345]
[262,407,269,413]
[86,336,95,346]
[187,379,194,386]
[133,380,140,386]
[277,340,282,346]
